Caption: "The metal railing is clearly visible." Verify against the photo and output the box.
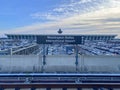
[0,83,120,90]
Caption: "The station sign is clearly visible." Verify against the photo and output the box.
[37,35,83,44]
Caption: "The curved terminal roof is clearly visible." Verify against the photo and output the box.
[6,34,117,42]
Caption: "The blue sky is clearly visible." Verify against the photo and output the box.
[0,0,120,37]
[0,0,60,28]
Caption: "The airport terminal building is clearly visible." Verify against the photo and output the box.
[6,34,116,41]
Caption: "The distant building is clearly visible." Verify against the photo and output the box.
[6,34,117,41]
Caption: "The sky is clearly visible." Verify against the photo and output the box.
[0,0,120,37]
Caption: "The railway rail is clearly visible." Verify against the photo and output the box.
[0,73,120,90]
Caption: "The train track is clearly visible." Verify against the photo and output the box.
[0,73,120,89]
[0,73,120,84]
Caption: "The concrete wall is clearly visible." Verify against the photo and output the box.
[0,55,120,73]
[78,55,120,73]
[0,55,42,73]
[44,55,76,73]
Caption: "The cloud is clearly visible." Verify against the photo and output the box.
[6,0,120,37]
[31,0,107,21]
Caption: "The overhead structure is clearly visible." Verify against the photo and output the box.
[6,34,117,42]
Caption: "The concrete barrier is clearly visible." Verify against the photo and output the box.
[0,55,42,73]
[0,55,120,73]
[44,55,76,73]
[78,55,120,73]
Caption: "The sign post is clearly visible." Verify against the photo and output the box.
[36,35,84,72]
